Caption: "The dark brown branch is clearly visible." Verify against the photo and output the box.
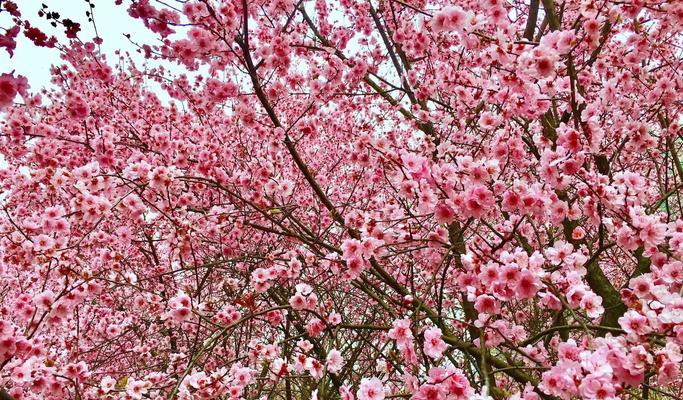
[540,0,561,31]
[524,0,540,40]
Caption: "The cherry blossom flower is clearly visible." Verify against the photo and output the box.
[357,377,385,400]
[100,376,116,393]
[0,72,27,109]
[431,6,468,33]
[619,311,652,336]
[423,326,448,360]
[326,349,343,374]
[126,378,149,399]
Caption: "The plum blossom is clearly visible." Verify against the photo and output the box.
[326,349,343,374]
[101,376,116,393]
[126,378,149,399]
[357,377,384,400]
[430,6,468,33]
[423,326,448,360]
[619,311,652,336]
[165,292,193,323]
[0,72,28,109]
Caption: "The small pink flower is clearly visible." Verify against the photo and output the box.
[571,227,586,240]
[340,385,355,400]
[619,310,652,336]
[388,319,413,346]
[478,111,499,130]
[289,293,307,310]
[556,30,576,53]
[423,326,448,360]
[126,379,149,400]
[629,275,652,299]
[580,293,604,319]
[578,373,615,400]
[328,312,342,325]
[474,294,499,314]
[34,290,55,310]
[326,349,343,374]
[515,270,540,299]
[434,202,456,224]
[0,72,28,109]
[431,6,467,33]
[357,377,384,400]
[101,376,116,393]
[658,361,680,385]
[558,340,580,362]
[33,234,55,252]
[341,239,363,259]
[167,292,192,322]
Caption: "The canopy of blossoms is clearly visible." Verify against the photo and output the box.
[0,0,682,399]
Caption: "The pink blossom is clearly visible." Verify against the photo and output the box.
[326,349,344,374]
[33,234,55,252]
[340,385,355,400]
[474,294,500,314]
[126,379,149,399]
[328,312,342,325]
[423,326,448,360]
[431,6,468,33]
[289,294,306,310]
[619,311,652,336]
[388,319,413,346]
[100,376,116,393]
[515,270,540,299]
[34,290,55,310]
[357,377,384,400]
[579,373,616,400]
[0,72,27,109]
[658,361,680,385]
[580,293,604,319]
[434,202,456,224]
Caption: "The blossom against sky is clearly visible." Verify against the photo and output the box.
[1,0,158,91]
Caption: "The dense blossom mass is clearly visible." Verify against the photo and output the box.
[0,0,682,399]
